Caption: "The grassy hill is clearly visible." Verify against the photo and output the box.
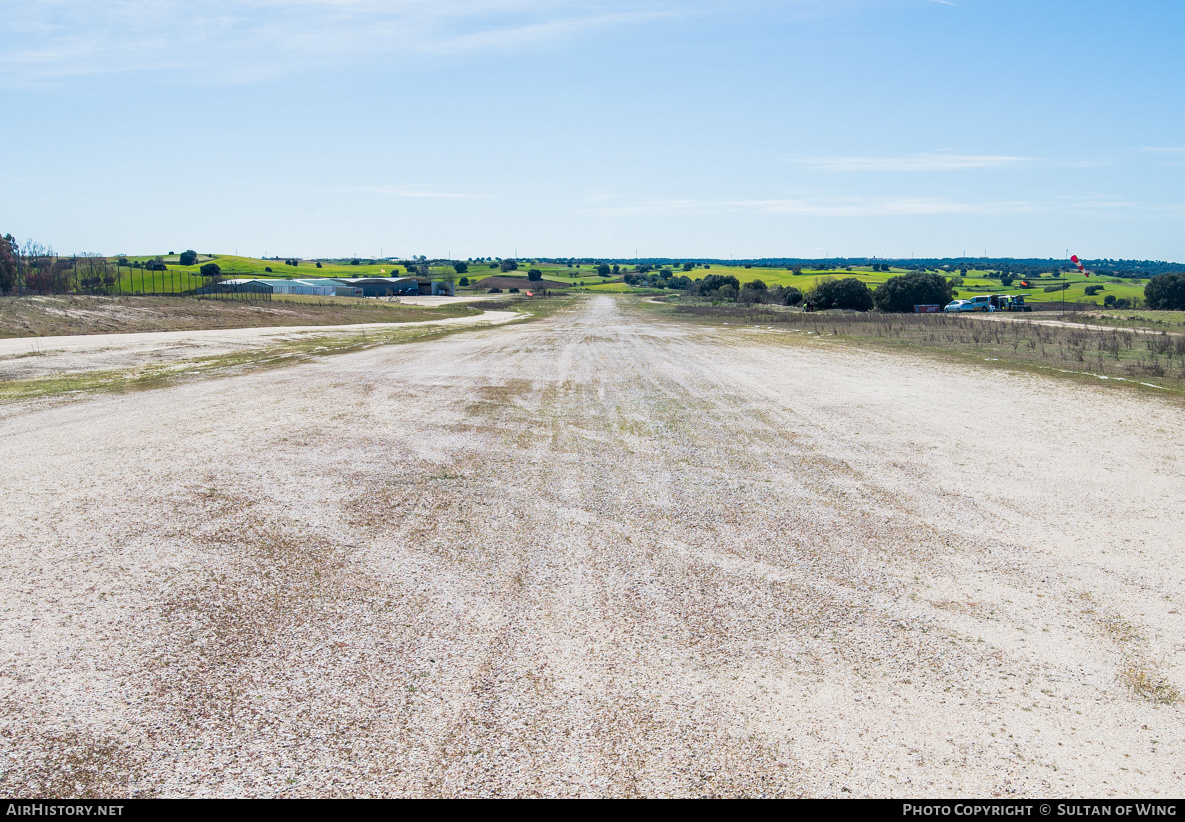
[512,261,1147,306]
[110,256,1152,306]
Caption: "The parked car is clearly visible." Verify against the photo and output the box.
[943,299,972,313]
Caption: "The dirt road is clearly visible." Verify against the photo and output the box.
[0,310,519,382]
[2,296,1183,797]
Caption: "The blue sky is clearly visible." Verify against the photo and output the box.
[3,0,1183,260]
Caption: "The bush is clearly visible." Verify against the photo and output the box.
[527,269,542,281]
[1104,295,1116,307]
[199,262,221,278]
[873,272,953,313]
[316,262,322,268]
[350,259,361,265]
[812,277,873,311]
[783,286,803,306]
[1114,298,1132,309]
[743,279,768,292]
[488,262,498,268]
[696,273,741,301]
[459,277,469,287]
[487,287,502,293]
[454,261,469,274]
[1043,283,1070,292]
[264,266,272,272]
[1144,272,1185,310]
[179,250,198,266]
[1084,284,1104,296]
[508,287,519,293]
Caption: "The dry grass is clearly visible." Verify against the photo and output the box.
[0,294,478,339]
[1121,665,1180,705]
[662,302,1185,394]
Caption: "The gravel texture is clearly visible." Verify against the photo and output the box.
[0,310,518,382]
[1,295,1183,797]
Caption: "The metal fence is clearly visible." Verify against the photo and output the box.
[1,256,271,301]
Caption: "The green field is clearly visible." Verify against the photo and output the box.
[645,263,1146,306]
[482,261,1150,305]
[105,256,1153,306]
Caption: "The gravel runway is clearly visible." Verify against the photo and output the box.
[1,296,1183,797]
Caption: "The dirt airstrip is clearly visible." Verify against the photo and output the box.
[1,296,1182,797]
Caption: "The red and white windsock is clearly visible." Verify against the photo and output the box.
[1070,254,1090,277]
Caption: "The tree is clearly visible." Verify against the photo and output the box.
[527,269,542,281]
[1144,272,1185,310]
[812,277,873,311]
[872,272,953,313]
[199,262,221,278]
[999,273,1015,286]
[682,262,694,272]
[782,286,803,306]
[454,261,469,274]
[1104,295,1116,307]
[696,273,741,301]
[264,266,272,273]
[596,264,611,276]
[316,262,322,268]
[500,259,518,272]
[459,276,470,287]
[0,234,17,293]
[179,250,198,266]
[351,258,361,266]
[743,279,768,292]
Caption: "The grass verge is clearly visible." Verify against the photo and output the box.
[0,298,570,404]
[640,299,1185,398]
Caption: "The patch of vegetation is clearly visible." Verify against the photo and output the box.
[649,301,1185,396]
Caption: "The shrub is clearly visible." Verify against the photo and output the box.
[1104,295,1116,307]
[1144,272,1185,310]
[459,276,470,287]
[316,262,322,268]
[264,266,272,272]
[1114,297,1132,309]
[487,287,502,293]
[509,287,520,293]
[812,277,873,311]
[350,259,361,265]
[488,262,498,268]
[744,279,768,292]
[782,286,803,306]
[696,273,741,301]
[527,269,542,281]
[199,262,221,278]
[1043,283,1070,293]
[873,272,953,313]
[1084,284,1104,296]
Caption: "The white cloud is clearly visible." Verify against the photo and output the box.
[788,153,1032,172]
[0,0,690,85]
[589,196,1034,217]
